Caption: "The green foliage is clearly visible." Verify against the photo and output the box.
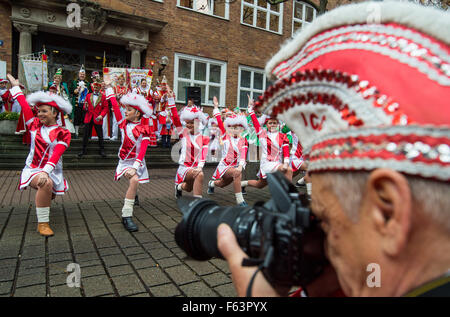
[0,111,20,121]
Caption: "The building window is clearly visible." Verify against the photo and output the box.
[237,66,270,109]
[292,1,317,35]
[177,0,229,19]
[174,53,227,106]
[241,0,283,34]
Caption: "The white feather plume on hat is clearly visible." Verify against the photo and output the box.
[26,91,73,114]
[120,93,152,117]
[224,114,248,130]
[180,106,207,125]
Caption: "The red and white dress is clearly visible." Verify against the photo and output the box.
[249,111,290,179]
[290,132,304,172]
[10,86,71,194]
[211,110,248,180]
[106,88,151,183]
[167,99,210,185]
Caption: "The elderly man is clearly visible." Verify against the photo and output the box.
[217,1,450,297]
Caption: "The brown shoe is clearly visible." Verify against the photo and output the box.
[37,222,54,237]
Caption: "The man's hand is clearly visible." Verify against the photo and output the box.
[236,165,243,173]
[36,172,49,187]
[7,74,20,87]
[124,168,136,179]
[217,224,281,297]
[74,88,79,95]
[96,115,103,122]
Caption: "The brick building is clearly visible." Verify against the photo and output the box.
[0,0,351,109]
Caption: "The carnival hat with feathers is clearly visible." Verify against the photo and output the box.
[120,93,153,117]
[225,113,248,130]
[180,106,207,125]
[27,91,73,115]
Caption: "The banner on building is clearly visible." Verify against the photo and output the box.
[20,51,48,92]
[126,68,152,90]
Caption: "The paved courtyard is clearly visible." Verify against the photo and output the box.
[0,167,274,297]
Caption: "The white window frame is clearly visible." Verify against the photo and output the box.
[237,65,269,109]
[241,0,283,35]
[174,53,227,107]
[177,0,230,20]
[292,1,317,36]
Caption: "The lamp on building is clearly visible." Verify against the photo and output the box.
[158,56,169,76]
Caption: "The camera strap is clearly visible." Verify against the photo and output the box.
[242,246,274,297]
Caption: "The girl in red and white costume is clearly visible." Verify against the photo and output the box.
[207,97,249,206]
[166,88,209,199]
[242,97,292,190]
[7,74,72,237]
[104,80,152,232]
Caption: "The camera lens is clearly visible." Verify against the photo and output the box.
[175,197,255,261]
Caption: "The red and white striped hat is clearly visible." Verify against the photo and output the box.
[255,1,450,181]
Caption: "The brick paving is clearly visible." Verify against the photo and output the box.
[0,167,282,297]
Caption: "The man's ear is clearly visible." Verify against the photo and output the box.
[366,169,412,256]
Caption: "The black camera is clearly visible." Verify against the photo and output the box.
[175,172,329,290]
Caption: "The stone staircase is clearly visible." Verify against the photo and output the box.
[0,133,182,170]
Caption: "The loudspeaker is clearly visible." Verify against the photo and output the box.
[186,86,201,105]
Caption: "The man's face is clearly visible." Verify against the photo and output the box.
[93,85,101,93]
[187,99,194,107]
[53,76,61,84]
[79,72,85,80]
[141,80,147,88]
[118,77,125,85]
[310,173,376,296]
[0,82,6,89]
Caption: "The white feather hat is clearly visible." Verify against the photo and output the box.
[180,106,207,125]
[224,114,248,130]
[120,93,153,117]
[26,91,73,114]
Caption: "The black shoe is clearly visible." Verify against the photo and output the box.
[241,186,247,195]
[122,217,138,232]
[77,151,86,158]
[134,195,140,206]
[100,150,107,158]
[207,181,215,195]
[175,185,182,199]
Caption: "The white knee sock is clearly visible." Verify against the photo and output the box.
[177,183,183,191]
[241,181,248,187]
[193,195,202,198]
[209,180,215,188]
[75,126,79,136]
[122,198,135,217]
[235,192,244,204]
[36,207,50,223]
